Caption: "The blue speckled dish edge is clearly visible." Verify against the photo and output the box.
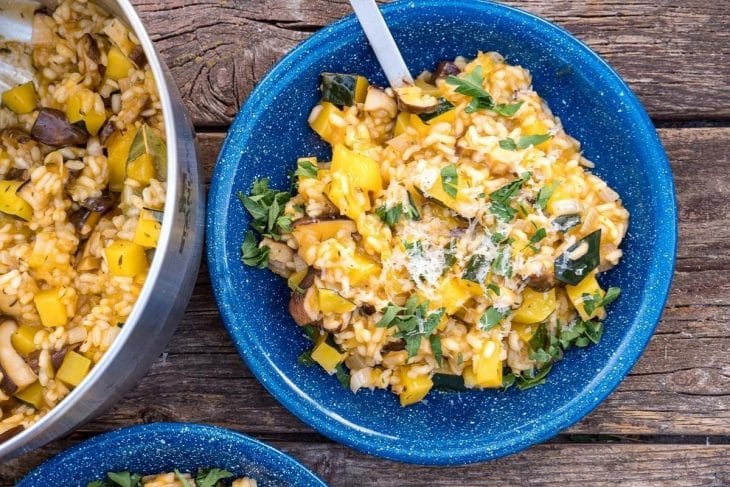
[19,423,326,487]
[207,0,677,465]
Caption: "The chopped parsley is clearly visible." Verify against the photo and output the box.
[486,283,501,295]
[195,468,235,487]
[527,227,547,251]
[493,101,524,116]
[241,231,269,268]
[479,306,508,331]
[440,163,459,198]
[491,245,512,277]
[499,133,553,151]
[581,287,621,316]
[443,240,458,273]
[535,181,558,210]
[462,254,489,283]
[559,319,604,349]
[335,363,350,388]
[238,178,292,240]
[376,296,446,358]
[294,157,318,179]
[104,471,142,487]
[375,203,403,226]
[446,66,523,116]
[489,173,530,222]
[430,335,443,366]
[405,192,421,220]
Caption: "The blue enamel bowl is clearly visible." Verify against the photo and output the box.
[207,0,676,465]
[19,423,325,486]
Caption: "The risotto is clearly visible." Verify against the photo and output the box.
[0,0,166,438]
[240,53,629,406]
[87,468,256,487]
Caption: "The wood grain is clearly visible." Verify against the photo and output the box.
[130,0,730,126]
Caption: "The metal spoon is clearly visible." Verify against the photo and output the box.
[349,0,413,88]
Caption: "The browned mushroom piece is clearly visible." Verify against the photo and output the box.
[70,194,115,238]
[291,214,347,228]
[31,108,89,147]
[288,286,319,327]
[97,119,116,143]
[128,45,147,68]
[5,168,26,180]
[361,303,376,315]
[394,85,440,114]
[0,425,24,443]
[77,33,102,87]
[51,346,69,371]
[80,193,116,213]
[524,270,557,292]
[259,237,294,278]
[363,86,398,118]
[26,350,40,375]
[0,366,18,396]
[431,60,461,82]
[382,339,406,353]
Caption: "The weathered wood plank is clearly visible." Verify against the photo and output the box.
[131,0,730,126]
[3,439,729,486]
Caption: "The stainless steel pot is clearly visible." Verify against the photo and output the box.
[0,0,204,461]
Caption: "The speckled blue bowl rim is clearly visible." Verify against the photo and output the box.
[207,0,677,465]
[19,423,326,486]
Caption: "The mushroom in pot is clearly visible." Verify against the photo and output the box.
[363,86,397,118]
[394,85,440,114]
[77,33,102,87]
[288,269,319,326]
[31,108,89,147]
[0,320,37,390]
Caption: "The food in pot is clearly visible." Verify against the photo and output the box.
[0,0,166,438]
[87,468,256,487]
[240,53,629,406]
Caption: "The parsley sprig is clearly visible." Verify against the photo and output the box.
[294,157,318,179]
[581,287,621,316]
[375,197,420,227]
[238,178,292,240]
[376,296,446,358]
[479,306,509,331]
[446,66,523,115]
[489,172,531,222]
[440,163,459,198]
[195,468,235,487]
[499,133,553,151]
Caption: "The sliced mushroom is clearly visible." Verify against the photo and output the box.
[291,214,346,228]
[260,237,294,278]
[0,290,23,318]
[51,346,69,371]
[118,93,150,126]
[97,119,115,143]
[394,85,440,114]
[0,320,37,390]
[5,168,26,180]
[363,86,397,118]
[81,193,116,213]
[0,366,18,395]
[524,270,557,292]
[128,45,147,68]
[288,270,319,326]
[431,60,461,82]
[70,194,115,238]
[382,339,406,353]
[361,303,376,315]
[77,34,102,87]
[31,108,89,147]
[0,425,24,443]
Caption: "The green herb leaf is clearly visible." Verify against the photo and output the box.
[486,283,501,295]
[479,306,508,331]
[174,470,192,487]
[241,231,269,268]
[430,335,442,366]
[335,363,350,388]
[404,334,422,357]
[297,349,315,366]
[499,133,553,151]
[405,192,421,220]
[501,372,516,390]
[529,227,547,247]
[462,254,489,283]
[195,468,235,487]
[491,176,528,204]
[376,303,405,327]
[535,182,557,210]
[106,471,142,487]
[443,240,457,273]
[375,203,403,226]
[492,101,523,117]
[516,363,553,390]
[294,157,318,179]
[552,213,581,232]
[238,178,292,240]
[86,482,105,487]
[302,324,320,341]
[440,163,459,198]
[446,66,495,113]
[491,245,512,277]
[554,229,602,285]
[418,98,455,122]
[127,124,167,181]
[602,287,621,307]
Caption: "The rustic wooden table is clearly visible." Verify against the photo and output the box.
[3,1,730,485]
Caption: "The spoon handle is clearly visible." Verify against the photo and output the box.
[349,0,413,88]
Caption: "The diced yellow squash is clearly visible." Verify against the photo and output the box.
[331,145,382,194]
[0,180,33,221]
[310,340,346,374]
[34,288,68,328]
[408,113,430,138]
[287,268,309,291]
[107,128,137,191]
[14,381,44,409]
[511,322,538,343]
[65,91,106,136]
[106,46,134,80]
[426,109,456,125]
[309,101,346,145]
[133,210,162,248]
[105,240,148,277]
[465,339,502,388]
[325,172,368,220]
[292,218,357,257]
[566,271,604,321]
[11,325,39,356]
[393,112,409,136]
[127,153,155,185]
[346,252,381,285]
[399,366,433,406]
[354,76,369,104]
[414,76,441,96]
[317,288,356,314]
[56,350,92,387]
[513,288,556,324]
[433,276,482,315]
[2,82,37,114]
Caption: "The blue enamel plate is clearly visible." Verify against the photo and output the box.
[207,0,676,465]
[19,423,325,486]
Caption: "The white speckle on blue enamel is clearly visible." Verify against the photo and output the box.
[205,0,677,466]
[19,423,326,486]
